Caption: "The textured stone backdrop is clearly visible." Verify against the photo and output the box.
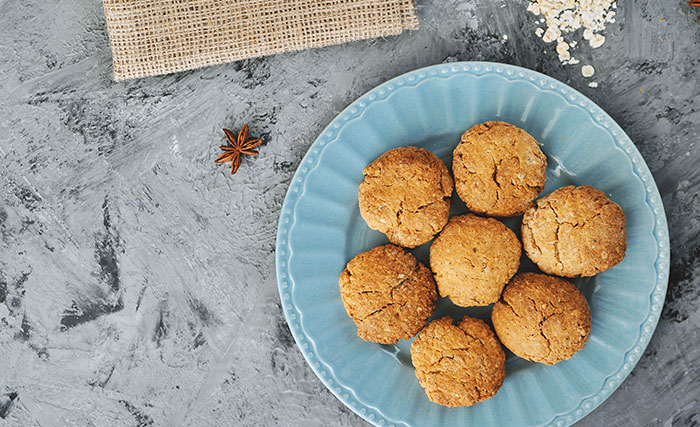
[0,0,698,425]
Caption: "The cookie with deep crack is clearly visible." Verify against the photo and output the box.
[359,147,453,248]
[521,185,626,277]
[339,244,438,344]
[411,316,506,407]
[491,272,591,365]
[430,214,521,306]
[453,121,547,217]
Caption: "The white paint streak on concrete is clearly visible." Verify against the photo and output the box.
[0,0,698,426]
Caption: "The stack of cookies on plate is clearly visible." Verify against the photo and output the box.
[339,121,627,407]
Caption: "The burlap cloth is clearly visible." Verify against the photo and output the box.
[103,0,418,81]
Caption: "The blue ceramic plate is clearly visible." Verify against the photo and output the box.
[275,62,669,427]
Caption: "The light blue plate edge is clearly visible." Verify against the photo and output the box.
[274,62,670,427]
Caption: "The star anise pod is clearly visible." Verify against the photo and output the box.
[216,124,263,175]
[691,0,700,21]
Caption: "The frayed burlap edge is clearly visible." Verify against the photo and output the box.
[103,0,419,81]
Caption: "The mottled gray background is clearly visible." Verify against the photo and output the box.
[0,0,698,426]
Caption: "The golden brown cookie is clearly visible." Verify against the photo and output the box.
[411,316,506,407]
[452,121,547,217]
[430,214,521,306]
[521,185,626,277]
[358,147,453,248]
[491,272,591,365]
[339,244,438,344]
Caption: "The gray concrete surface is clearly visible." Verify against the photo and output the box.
[0,0,698,425]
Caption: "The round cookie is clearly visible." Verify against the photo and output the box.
[411,316,506,407]
[521,185,626,277]
[453,121,547,217]
[430,214,521,306]
[339,244,438,344]
[491,272,591,365]
[359,147,453,248]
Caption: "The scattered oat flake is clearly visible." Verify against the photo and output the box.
[556,41,571,62]
[503,34,508,40]
[589,34,606,48]
[588,82,599,88]
[527,0,617,70]
[542,25,561,43]
[582,65,595,78]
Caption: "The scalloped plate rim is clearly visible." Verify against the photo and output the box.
[275,61,670,427]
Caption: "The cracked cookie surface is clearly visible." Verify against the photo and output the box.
[410,316,506,407]
[339,244,438,344]
[453,121,546,217]
[491,272,591,365]
[359,147,453,248]
[521,185,626,277]
[430,214,521,306]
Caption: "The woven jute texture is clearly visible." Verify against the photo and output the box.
[103,0,418,81]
